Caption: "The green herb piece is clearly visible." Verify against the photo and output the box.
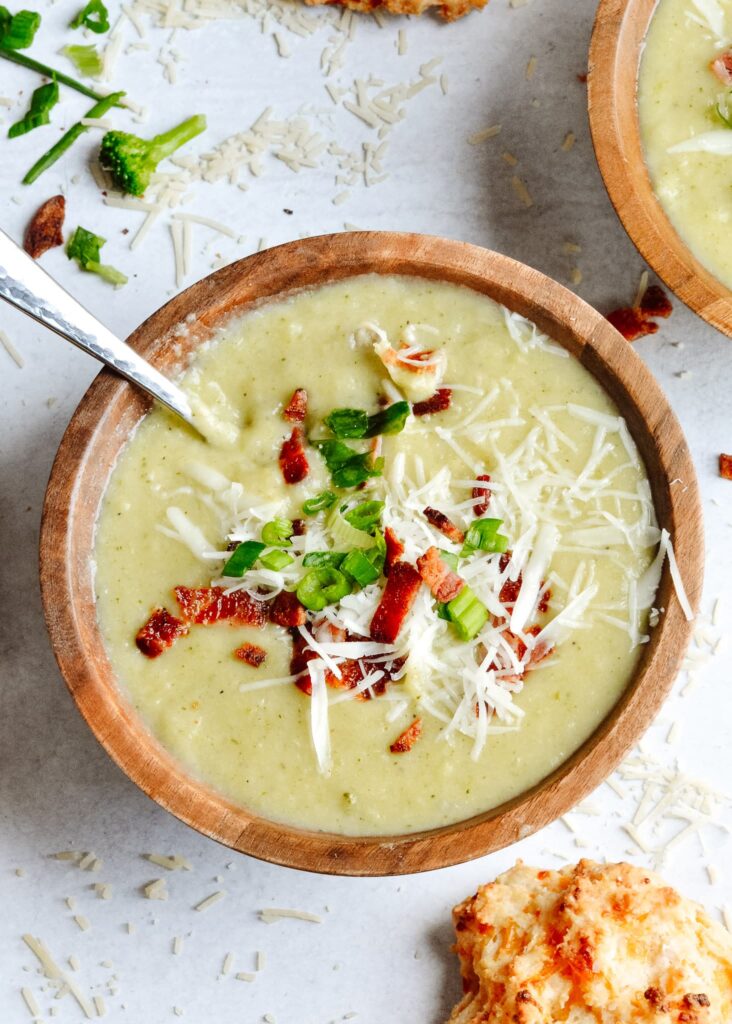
[0,6,41,48]
[296,567,351,611]
[70,0,109,32]
[261,518,293,548]
[324,400,410,440]
[60,42,103,77]
[0,47,114,102]
[343,500,384,534]
[313,439,383,490]
[99,114,206,197]
[66,225,127,286]
[302,490,337,516]
[23,89,124,184]
[259,549,294,572]
[324,408,368,439]
[341,548,381,587]
[302,551,347,569]
[363,400,410,437]
[222,540,265,577]
[438,548,459,571]
[8,77,57,137]
[444,585,488,641]
[460,518,509,557]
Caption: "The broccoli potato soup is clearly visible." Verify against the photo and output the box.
[94,275,665,835]
[639,0,732,290]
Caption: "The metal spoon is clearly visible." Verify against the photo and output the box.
[0,227,201,435]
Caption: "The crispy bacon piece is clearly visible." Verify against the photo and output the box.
[472,473,491,516]
[291,623,403,698]
[606,283,673,341]
[174,586,267,626]
[537,587,552,614]
[291,518,306,536]
[498,553,522,607]
[283,387,308,423]
[711,51,732,85]
[279,427,309,484]
[412,388,452,417]
[269,590,307,628]
[720,453,732,480]
[384,526,405,576]
[389,717,423,753]
[24,195,65,259]
[417,546,465,603]
[639,284,673,319]
[370,560,423,643]
[234,642,267,667]
[423,506,465,544]
[136,607,189,657]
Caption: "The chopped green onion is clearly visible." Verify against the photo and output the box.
[261,518,293,548]
[445,585,489,641]
[0,7,41,49]
[70,0,109,32]
[66,226,127,286]
[222,540,265,577]
[327,506,376,550]
[302,490,337,516]
[343,500,384,534]
[341,549,381,587]
[23,90,124,185]
[313,439,383,490]
[324,408,368,439]
[60,42,103,78]
[8,77,57,138]
[439,549,460,571]
[363,401,410,437]
[0,47,115,102]
[461,518,509,557]
[302,551,346,569]
[324,400,410,440]
[296,567,351,611]
[259,549,294,571]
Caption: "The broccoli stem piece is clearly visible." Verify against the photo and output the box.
[0,44,112,102]
[23,90,124,184]
[150,114,206,162]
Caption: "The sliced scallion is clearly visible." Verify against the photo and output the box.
[296,567,351,611]
[60,42,103,78]
[341,549,381,587]
[8,77,58,138]
[460,518,509,557]
[259,549,294,572]
[343,500,384,534]
[302,551,346,569]
[324,400,410,440]
[445,585,488,641]
[70,0,109,33]
[261,518,293,548]
[0,7,41,49]
[222,540,265,577]
[302,490,337,516]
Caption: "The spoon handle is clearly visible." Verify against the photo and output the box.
[0,228,199,432]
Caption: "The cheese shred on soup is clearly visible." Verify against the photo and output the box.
[94,275,667,835]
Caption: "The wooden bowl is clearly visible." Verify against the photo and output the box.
[40,232,703,876]
[588,0,732,337]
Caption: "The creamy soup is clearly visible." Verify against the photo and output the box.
[94,275,662,836]
[639,0,732,290]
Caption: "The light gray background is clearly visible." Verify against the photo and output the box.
[1,0,731,1021]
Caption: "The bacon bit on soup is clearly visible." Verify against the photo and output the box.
[498,553,522,607]
[174,585,267,627]
[423,506,465,544]
[417,546,465,603]
[389,718,423,754]
[135,607,189,657]
[279,427,310,484]
[384,526,405,576]
[269,590,307,628]
[283,387,308,423]
[412,388,452,417]
[234,642,267,667]
[291,518,306,536]
[711,51,732,85]
[537,586,552,614]
[472,473,492,516]
[606,283,673,341]
[370,560,423,644]
[24,195,65,259]
[720,453,732,480]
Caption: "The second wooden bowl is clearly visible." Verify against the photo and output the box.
[588,0,732,338]
[40,232,703,875]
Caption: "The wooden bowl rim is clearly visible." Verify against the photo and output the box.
[588,0,732,338]
[39,231,703,876]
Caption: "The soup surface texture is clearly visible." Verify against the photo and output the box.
[639,0,732,290]
[94,275,660,835]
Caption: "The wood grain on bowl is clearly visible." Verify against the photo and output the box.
[588,0,732,338]
[39,232,703,876]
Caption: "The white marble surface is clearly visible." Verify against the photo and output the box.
[1,1,732,1021]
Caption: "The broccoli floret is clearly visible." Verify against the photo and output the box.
[99,114,206,196]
